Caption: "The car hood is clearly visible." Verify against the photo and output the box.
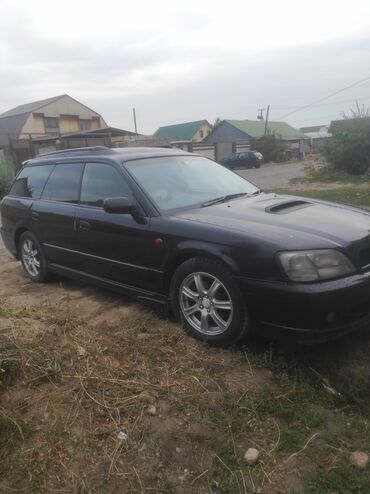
[175,193,370,251]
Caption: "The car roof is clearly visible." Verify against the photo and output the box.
[26,146,193,166]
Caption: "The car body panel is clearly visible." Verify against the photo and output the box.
[1,147,370,343]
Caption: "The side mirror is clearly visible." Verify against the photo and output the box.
[103,196,138,214]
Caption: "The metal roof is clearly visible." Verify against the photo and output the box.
[226,120,307,139]
[154,120,210,141]
[0,95,65,118]
[0,113,30,147]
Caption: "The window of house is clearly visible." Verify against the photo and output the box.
[42,163,84,203]
[9,164,55,199]
[44,117,59,133]
[199,130,204,138]
[79,119,91,131]
[80,163,134,207]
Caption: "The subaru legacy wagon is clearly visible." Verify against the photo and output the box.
[1,146,370,346]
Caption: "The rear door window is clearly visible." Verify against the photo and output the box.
[9,164,55,199]
[80,162,134,207]
[42,163,84,203]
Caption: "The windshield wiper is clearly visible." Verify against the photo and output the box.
[202,192,249,207]
[249,189,262,196]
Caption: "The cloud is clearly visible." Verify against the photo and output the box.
[0,0,370,132]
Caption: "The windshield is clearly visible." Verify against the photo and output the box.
[124,155,259,211]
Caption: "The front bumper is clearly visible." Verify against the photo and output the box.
[237,270,370,343]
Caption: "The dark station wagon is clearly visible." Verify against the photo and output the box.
[221,151,264,170]
[1,146,370,346]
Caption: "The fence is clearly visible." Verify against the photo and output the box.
[3,134,251,171]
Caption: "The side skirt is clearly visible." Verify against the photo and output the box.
[48,263,170,311]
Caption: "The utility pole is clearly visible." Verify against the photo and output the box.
[257,108,265,120]
[133,108,138,134]
[264,105,270,136]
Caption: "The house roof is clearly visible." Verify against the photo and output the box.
[226,120,306,139]
[32,126,140,142]
[0,95,66,118]
[299,125,328,133]
[0,113,30,147]
[329,117,370,133]
[154,120,209,140]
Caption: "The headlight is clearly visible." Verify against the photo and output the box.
[278,250,355,282]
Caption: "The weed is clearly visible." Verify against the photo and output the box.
[308,460,367,494]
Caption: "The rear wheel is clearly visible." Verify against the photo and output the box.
[19,231,49,282]
[170,258,249,346]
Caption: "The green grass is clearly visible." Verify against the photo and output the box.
[292,164,369,185]
[308,460,367,494]
[276,188,370,208]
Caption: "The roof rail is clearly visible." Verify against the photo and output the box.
[37,146,113,158]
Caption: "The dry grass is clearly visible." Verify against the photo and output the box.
[1,293,369,494]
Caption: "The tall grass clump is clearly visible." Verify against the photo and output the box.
[0,157,13,198]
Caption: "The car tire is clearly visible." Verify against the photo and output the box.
[254,163,261,168]
[170,257,249,347]
[19,231,50,283]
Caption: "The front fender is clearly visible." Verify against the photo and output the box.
[163,239,239,275]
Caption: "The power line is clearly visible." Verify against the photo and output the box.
[278,75,370,119]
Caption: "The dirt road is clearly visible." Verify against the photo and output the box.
[236,161,306,189]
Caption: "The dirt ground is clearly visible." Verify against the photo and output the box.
[1,237,370,493]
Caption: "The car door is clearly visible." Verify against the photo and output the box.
[75,161,160,291]
[32,162,85,268]
[229,154,240,169]
[238,153,249,168]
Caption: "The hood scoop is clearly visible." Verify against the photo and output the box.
[266,199,313,214]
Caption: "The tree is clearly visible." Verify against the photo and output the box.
[324,117,370,175]
[250,135,287,162]
[213,117,221,128]
[341,101,370,119]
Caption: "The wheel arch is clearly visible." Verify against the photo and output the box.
[14,227,30,256]
[163,243,238,293]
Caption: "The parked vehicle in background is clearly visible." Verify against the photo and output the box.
[1,146,370,347]
[221,151,264,169]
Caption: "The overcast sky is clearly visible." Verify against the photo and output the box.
[1,0,370,134]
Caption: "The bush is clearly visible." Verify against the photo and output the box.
[0,158,13,199]
[323,119,370,175]
[250,135,288,163]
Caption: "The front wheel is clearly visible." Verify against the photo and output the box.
[19,231,50,282]
[170,258,249,346]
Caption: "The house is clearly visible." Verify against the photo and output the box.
[203,119,307,145]
[154,120,212,143]
[329,117,370,133]
[299,125,331,152]
[0,94,108,147]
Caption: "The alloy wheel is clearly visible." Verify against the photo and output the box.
[22,239,41,277]
[179,272,233,335]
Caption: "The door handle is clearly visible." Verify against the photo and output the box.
[78,220,91,231]
[31,212,39,221]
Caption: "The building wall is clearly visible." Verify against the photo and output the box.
[41,95,105,122]
[91,117,101,129]
[202,121,249,143]
[20,95,107,137]
[59,115,79,134]
[192,122,213,141]
[21,114,45,135]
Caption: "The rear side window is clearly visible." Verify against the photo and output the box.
[80,162,133,207]
[9,165,54,199]
[42,163,84,203]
